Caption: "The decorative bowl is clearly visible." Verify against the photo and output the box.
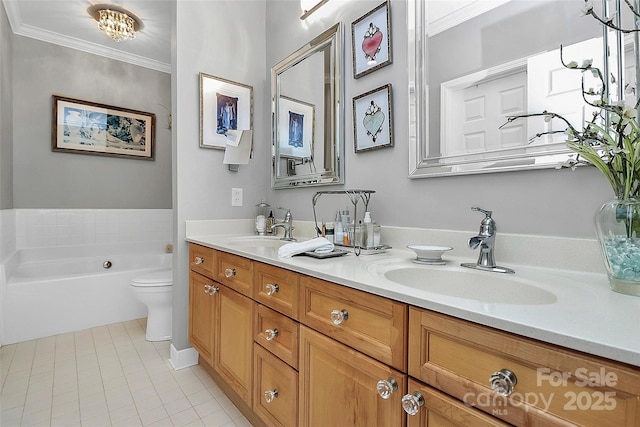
[407,245,453,261]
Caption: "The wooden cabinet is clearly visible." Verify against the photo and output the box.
[299,276,407,371]
[408,307,640,426]
[188,243,640,427]
[188,271,216,365]
[299,326,407,427]
[405,379,510,427]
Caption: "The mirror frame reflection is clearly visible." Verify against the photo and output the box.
[271,23,344,189]
[407,0,638,178]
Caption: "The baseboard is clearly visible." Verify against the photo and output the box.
[169,344,199,370]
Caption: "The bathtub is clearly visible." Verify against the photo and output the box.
[3,242,172,344]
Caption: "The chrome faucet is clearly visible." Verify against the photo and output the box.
[461,207,515,274]
[271,208,296,241]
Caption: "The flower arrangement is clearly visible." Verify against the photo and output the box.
[500,0,640,201]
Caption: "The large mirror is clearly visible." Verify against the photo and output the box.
[272,23,344,188]
[408,0,639,178]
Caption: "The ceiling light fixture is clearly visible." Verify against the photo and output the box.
[88,4,142,42]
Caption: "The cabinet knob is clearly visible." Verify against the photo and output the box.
[402,392,425,416]
[264,389,278,403]
[330,309,349,325]
[205,285,219,295]
[376,378,398,399]
[265,283,279,295]
[194,256,204,265]
[224,268,236,278]
[490,368,518,397]
[264,328,279,341]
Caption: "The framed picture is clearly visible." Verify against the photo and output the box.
[278,96,315,159]
[200,72,253,150]
[52,95,155,160]
[353,84,393,153]
[351,1,392,79]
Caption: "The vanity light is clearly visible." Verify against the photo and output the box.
[300,0,330,20]
[88,5,142,42]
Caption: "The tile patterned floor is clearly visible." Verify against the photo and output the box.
[0,319,251,427]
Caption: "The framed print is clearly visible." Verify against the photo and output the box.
[351,1,392,79]
[200,72,253,150]
[278,96,315,159]
[52,95,155,160]
[353,84,393,153]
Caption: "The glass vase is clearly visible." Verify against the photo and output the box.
[595,198,640,296]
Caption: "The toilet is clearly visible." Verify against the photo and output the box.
[130,269,173,341]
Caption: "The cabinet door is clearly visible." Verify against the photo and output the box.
[405,379,510,427]
[188,271,216,365]
[215,285,255,406]
[253,344,298,427]
[299,326,407,427]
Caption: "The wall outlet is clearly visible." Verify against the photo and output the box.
[231,188,243,207]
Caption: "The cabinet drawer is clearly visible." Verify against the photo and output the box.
[408,308,640,426]
[254,262,299,320]
[253,344,298,427]
[300,276,407,371]
[189,243,216,278]
[216,251,253,297]
[406,378,510,427]
[254,304,299,369]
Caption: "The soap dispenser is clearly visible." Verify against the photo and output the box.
[255,201,270,235]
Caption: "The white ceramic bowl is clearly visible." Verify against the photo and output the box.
[407,245,453,261]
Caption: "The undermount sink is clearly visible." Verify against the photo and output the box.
[226,236,288,249]
[369,260,558,305]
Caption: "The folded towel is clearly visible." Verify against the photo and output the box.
[277,237,335,258]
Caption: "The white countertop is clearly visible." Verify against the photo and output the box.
[186,220,640,368]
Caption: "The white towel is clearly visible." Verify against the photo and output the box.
[277,237,335,258]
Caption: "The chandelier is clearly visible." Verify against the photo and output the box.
[89,5,141,43]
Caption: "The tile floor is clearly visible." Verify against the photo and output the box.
[0,319,251,427]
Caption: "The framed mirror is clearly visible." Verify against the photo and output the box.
[272,23,344,188]
[408,0,639,178]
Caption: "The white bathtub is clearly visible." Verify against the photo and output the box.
[2,243,172,344]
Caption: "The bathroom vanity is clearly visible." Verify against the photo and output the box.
[186,224,640,426]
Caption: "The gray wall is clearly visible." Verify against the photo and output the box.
[12,36,172,209]
[172,0,268,350]
[0,4,12,210]
[263,0,612,239]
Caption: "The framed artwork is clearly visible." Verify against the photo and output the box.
[352,84,393,153]
[52,95,155,160]
[351,1,392,79]
[200,72,253,150]
[278,96,315,159]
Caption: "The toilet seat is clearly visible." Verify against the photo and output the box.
[131,269,172,287]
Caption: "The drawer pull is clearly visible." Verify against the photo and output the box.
[204,285,219,295]
[330,309,349,325]
[265,283,279,295]
[224,268,236,278]
[264,389,278,403]
[402,392,424,416]
[376,378,398,399]
[490,368,518,397]
[264,328,279,341]
[194,256,204,265]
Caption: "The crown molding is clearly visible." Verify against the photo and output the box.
[2,0,170,74]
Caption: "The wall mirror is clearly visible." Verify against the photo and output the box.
[272,23,344,188]
[408,0,639,178]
